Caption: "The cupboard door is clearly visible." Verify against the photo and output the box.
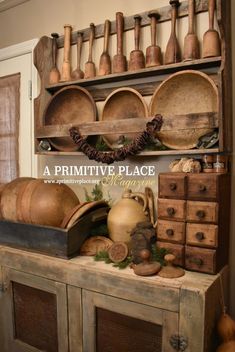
[1,267,68,352]
[83,289,178,352]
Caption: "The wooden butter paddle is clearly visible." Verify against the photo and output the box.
[84,23,96,79]
[98,20,111,76]
[203,0,221,58]
[164,0,181,65]
[146,11,162,67]
[113,12,127,73]
[61,24,72,81]
[71,32,84,80]
[129,15,145,71]
[183,0,200,61]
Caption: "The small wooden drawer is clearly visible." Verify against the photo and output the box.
[157,220,185,244]
[186,201,219,223]
[187,174,218,201]
[158,173,187,199]
[157,241,185,267]
[186,223,218,248]
[158,199,186,221]
[185,246,216,274]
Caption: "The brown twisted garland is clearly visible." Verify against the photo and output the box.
[69,114,163,164]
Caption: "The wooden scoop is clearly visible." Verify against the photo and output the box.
[129,15,145,71]
[113,12,127,73]
[61,24,72,81]
[164,0,181,65]
[98,20,111,76]
[203,0,221,58]
[146,11,162,67]
[183,0,200,61]
[71,32,84,80]
[84,23,96,79]
[49,33,60,84]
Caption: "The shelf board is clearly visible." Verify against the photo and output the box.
[46,57,222,96]
[36,148,219,157]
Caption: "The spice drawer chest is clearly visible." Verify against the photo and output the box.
[157,172,230,274]
[0,245,228,352]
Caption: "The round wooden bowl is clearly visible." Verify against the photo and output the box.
[63,200,108,229]
[17,179,79,227]
[101,87,149,149]
[43,85,97,151]
[0,177,34,222]
[149,70,219,149]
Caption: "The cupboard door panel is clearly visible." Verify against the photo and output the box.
[83,289,178,352]
[1,268,68,352]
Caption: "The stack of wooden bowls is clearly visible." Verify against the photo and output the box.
[0,177,79,227]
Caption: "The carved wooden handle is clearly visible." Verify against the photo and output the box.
[196,232,205,241]
[63,25,72,63]
[188,0,195,34]
[116,12,124,55]
[166,228,174,237]
[170,0,180,34]
[167,207,175,216]
[148,12,160,46]
[88,23,95,62]
[103,19,111,52]
[208,0,215,30]
[51,33,59,67]
[76,32,83,69]
[134,15,141,51]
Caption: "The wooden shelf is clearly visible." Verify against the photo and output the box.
[36,148,219,157]
[46,57,222,100]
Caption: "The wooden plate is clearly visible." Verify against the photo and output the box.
[43,85,97,151]
[149,70,218,150]
[101,87,149,149]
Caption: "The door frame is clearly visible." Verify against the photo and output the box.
[0,38,39,177]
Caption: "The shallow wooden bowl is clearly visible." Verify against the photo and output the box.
[101,87,149,149]
[43,85,97,151]
[149,70,218,149]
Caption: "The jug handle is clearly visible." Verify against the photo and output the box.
[129,192,148,214]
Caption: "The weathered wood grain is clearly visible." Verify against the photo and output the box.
[67,286,82,352]
[36,112,219,138]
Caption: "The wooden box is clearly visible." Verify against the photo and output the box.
[0,206,109,259]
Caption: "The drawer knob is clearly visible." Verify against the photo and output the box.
[169,183,177,191]
[167,207,175,216]
[166,229,174,237]
[198,184,207,192]
[196,210,205,219]
[190,258,204,266]
[195,232,205,241]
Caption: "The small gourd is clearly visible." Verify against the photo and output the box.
[217,313,235,343]
[216,311,235,352]
[217,341,235,352]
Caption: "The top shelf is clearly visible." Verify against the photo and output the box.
[46,57,222,95]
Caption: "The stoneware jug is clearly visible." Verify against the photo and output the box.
[107,189,149,243]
